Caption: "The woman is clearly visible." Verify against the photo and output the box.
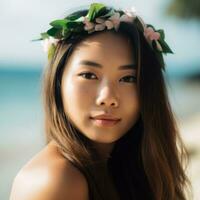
[10,3,191,200]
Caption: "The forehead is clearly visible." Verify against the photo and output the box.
[67,31,135,67]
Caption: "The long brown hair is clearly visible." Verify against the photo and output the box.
[41,8,191,200]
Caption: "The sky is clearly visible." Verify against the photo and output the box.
[0,0,200,74]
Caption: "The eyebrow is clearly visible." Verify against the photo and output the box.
[78,60,136,70]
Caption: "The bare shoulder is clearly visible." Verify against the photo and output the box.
[9,141,89,200]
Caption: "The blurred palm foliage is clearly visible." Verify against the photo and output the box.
[166,0,200,20]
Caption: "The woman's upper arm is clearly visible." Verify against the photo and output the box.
[9,167,89,200]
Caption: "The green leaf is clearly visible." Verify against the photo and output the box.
[47,27,58,36]
[86,3,106,21]
[63,30,71,39]
[31,32,49,42]
[41,32,49,39]
[50,19,68,29]
[66,21,82,29]
[157,29,165,40]
[159,39,174,54]
[31,38,43,42]
[74,16,85,22]
[72,24,84,32]
[146,24,156,31]
[47,27,62,39]
[100,8,115,18]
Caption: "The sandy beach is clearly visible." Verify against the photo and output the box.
[178,113,200,199]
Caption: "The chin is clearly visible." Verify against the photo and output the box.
[87,133,123,144]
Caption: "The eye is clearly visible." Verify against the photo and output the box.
[78,72,97,80]
[120,75,137,83]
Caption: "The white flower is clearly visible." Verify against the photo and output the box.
[123,6,137,21]
[41,36,59,52]
[83,16,95,31]
[95,23,106,31]
[82,7,146,35]
[123,6,146,31]
[120,14,134,23]
[105,20,114,29]
[105,10,137,31]
[95,17,107,31]
[95,17,105,24]
[108,12,121,31]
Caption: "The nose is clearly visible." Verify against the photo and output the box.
[96,82,119,108]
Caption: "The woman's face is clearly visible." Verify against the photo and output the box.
[61,31,140,144]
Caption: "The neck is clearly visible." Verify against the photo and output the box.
[92,141,115,161]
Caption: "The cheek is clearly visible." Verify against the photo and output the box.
[62,79,94,115]
[121,88,140,123]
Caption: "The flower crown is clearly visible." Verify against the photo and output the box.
[33,3,173,70]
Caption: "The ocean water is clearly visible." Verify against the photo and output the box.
[0,66,200,199]
[0,68,45,199]
[0,69,44,144]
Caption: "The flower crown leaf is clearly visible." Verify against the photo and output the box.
[86,3,106,22]
[157,29,173,54]
[50,19,68,29]
[31,32,49,41]
[47,27,63,39]
[48,20,85,41]
[99,8,115,19]
[66,21,84,30]
[157,29,165,39]
[158,38,173,54]
[41,32,49,40]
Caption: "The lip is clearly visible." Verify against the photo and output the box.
[90,114,121,127]
[91,114,121,121]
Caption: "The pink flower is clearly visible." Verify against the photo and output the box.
[144,27,163,51]
[144,27,160,41]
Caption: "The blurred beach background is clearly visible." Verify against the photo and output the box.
[0,0,199,199]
